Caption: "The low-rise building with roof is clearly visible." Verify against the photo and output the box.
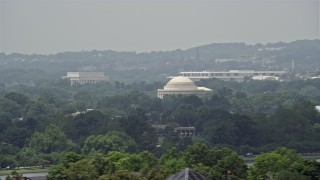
[174,127,196,137]
[180,70,285,82]
[62,72,109,85]
[251,75,280,81]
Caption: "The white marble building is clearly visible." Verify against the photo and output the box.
[157,76,212,99]
[62,72,109,85]
[180,70,286,82]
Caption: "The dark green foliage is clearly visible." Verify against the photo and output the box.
[30,124,68,153]
[0,97,21,118]
[1,62,320,179]
[99,170,140,180]
[2,126,31,148]
[4,92,29,106]
[66,110,108,143]
[248,147,320,180]
[120,108,158,151]
[170,104,199,126]
[0,111,13,135]
[184,144,248,179]
[276,171,310,180]
[82,131,137,154]
[65,159,99,180]
[289,159,320,180]
[206,93,231,110]
[1,78,320,157]
[47,152,84,180]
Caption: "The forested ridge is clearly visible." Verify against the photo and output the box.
[1,40,320,84]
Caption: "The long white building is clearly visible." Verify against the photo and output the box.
[62,72,109,85]
[179,70,286,82]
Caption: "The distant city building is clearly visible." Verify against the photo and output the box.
[62,72,109,85]
[151,124,196,138]
[70,109,94,117]
[309,76,320,80]
[251,75,280,81]
[174,127,195,137]
[180,70,286,82]
[215,56,253,63]
[157,76,212,99]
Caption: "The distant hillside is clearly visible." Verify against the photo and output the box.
[0,39,320,84]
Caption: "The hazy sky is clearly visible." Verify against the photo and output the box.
[0,0,319,54]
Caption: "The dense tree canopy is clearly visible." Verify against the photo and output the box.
[82,131,137,154]
[0,71,320,179]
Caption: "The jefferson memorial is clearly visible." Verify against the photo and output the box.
[157,76,212,99]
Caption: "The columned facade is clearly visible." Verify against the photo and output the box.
[62,72,109,85]
[157,76,212,99]
[174,127,195,137]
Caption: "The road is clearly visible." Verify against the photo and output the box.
[0,172,48,180]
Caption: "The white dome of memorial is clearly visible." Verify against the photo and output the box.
[157,76,212,99]
[164,76,198,90]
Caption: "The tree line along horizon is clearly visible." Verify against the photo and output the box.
[1,77,320,179]
[1,40,320,85]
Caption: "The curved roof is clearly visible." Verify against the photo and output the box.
[168,76,195,84]
[164,76,198,90]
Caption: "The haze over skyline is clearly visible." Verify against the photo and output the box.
[0,0,319,54]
